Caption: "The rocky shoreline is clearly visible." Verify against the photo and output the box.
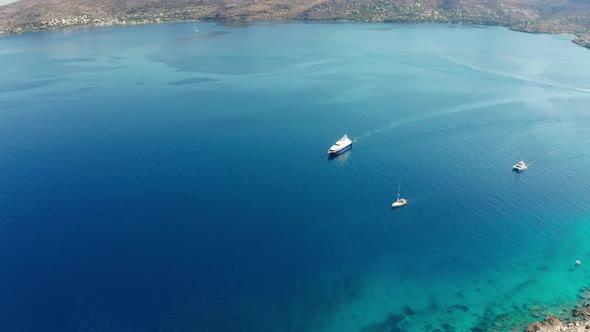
[526,314,590,331]
[526,291,590,332]
[573,36,590,50]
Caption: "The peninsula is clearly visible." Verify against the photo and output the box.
[0,0,589,50]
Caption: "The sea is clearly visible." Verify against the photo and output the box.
[1,21,590,332]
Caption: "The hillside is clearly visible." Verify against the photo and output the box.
[0,0,589,49]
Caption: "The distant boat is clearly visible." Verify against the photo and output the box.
[327,134,352,156]
[513,160,528,172]
[194,26,199,33]
[513,145,528,172]
[391,179,407,208]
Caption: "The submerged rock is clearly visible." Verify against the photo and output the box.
[402,306,416,316]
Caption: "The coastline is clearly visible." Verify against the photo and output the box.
[0,16,589,51]
[509,26,589,51]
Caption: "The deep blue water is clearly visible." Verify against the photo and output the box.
[1,22,590,331]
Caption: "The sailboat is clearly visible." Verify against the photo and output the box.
[194,25,199,33]
[391,179,407,208]
[512,145,528,172]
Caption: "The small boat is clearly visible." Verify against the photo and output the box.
[576,260,581,265]
[513,146,528,172]
[513,160,528,172]
[327,134,352,156]
[391,179,407,208]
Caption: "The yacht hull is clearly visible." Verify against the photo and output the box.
[328,143,352,156]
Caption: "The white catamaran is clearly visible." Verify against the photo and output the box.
[513,160,528,172]
[513,146,528,172]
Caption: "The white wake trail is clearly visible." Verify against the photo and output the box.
[353,97,526,142]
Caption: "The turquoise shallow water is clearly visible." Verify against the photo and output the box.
[1,22,590,331]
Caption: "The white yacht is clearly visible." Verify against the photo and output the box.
[513,160,528,172]
[391,180,407,208]
[327,135,352,155]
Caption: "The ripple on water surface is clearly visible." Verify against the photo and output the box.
[0,22,590,332]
